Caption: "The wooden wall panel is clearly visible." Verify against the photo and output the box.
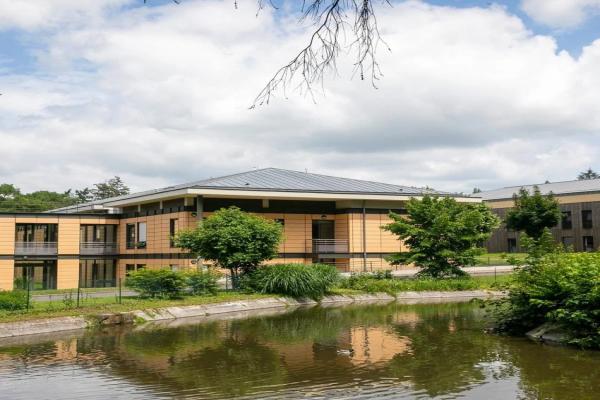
[57,259,79,289]
[58,220,80,254]
[0,216,15,254]
[0,259,14,290]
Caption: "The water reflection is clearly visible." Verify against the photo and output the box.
[1,301,600,399]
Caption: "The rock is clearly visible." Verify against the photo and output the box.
[526,322,569,345]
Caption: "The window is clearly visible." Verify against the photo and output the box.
[137,222,147,249]
[274,218,285,227]
[126,224,136,249]
[582,210,593,229]
[169,218,179,247]
[583,236,595,252]
[507,238,517,253]
[15,224,57,243]
[561,211,572,230]
[125,264,136,276]
[170,264,180,272]
[562,236,574,249]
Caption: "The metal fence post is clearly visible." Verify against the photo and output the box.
[76,283,81,308]
[26,273,31,311]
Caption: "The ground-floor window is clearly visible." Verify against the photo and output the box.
[583,236,595,252]
[14,260,57,290]
[79,259,118,288]
[562,236,574,249]
[125,264,146,276]
[507,238,517,253]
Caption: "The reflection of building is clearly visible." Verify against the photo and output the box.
[482,179,600,253]
[1,168,477,290]
[348,327,411,364]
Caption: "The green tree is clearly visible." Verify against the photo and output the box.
[0,184,77,212]
[505,186,560,240]
[383,196,499,278]
[175,207,283,287]
[91,176,130,200]
[578,168,600,180]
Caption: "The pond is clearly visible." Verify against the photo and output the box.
[1,300,599,399]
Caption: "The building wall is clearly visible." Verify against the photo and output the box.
[485,195,600,253]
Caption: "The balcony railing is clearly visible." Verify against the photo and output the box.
[309,239,349,254]
[80,242,118,255]
[15,242,58,255]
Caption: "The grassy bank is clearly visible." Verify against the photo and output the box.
[0,275,511,324]
[474,253,526,266]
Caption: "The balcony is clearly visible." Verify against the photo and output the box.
[15,242,58,256]
[80,242,119,255]
[309,239,349,254]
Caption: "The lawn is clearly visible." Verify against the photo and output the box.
[474,253,526,266]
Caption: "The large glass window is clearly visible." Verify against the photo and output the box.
[561,211,573,230]
[15,224,57,242]
[79,259,117,288]
[80,225,117,243]
[14,260,57,290]
[582,210,593,229]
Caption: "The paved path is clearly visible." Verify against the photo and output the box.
[341,265,515,278]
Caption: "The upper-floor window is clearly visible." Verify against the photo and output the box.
[80,225,117,244]
[561,211,572,230]
[137,222,147,249]
[170,218,179,247]
[126,224,136,249]
[582,210,593,229]
[15,224,57,243]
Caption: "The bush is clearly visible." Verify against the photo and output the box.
[0,290,28,311]
[245,263,339,299]
[125,269,187,298]
[186,270,221,296]
[491,252,600,348]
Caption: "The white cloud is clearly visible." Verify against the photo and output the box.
[521,0,600,29]
[2,0,600,195]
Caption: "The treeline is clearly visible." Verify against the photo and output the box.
[0,176,130,212]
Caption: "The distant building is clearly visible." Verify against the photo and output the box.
[0,168,477,290]
[481,179,600,253]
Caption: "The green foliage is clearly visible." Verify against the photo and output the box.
[578,168,599,180]
[186,270,221,296]
[372,270,393,280]
[125,269,187,299]
[505,186,561,239]
[0,290,29,311]
[0,183,77,212]
[492,251,600,348]
[175,207,283,285]
[384,195,499,278]
[244,263,339,299]
[340,275,488,294]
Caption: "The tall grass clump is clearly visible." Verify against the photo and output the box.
[0,290,29,311]
[339,274,498,294]
[245,263,339,299]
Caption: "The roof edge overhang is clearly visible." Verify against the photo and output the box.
[100,187,480,207]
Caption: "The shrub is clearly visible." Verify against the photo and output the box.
[186,270,221,296]
[246,263,339,299]
[491,252,600,348]
[0,290,28,311]
[125,269,187,298]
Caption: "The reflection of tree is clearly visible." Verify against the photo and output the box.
[387,302,503,397]
[172,337,285,398]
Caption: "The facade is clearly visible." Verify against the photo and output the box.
[0,168,477,290]
[482,179,600,253]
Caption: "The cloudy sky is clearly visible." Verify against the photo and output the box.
[2,0,600,194]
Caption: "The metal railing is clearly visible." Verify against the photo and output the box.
[80,242,118,255]
[309,239,349,254]
[14,242,58,255]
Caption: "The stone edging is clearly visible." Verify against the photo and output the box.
[0,290,502,339]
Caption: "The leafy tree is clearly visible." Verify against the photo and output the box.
[91,176,130,200]
[74,187,94,203]
[472,187,482,194]
[0,184,77,212]
[175,207,283,287]
[383,196,499,278]
[578,168,600,180]
[505,186,560,240]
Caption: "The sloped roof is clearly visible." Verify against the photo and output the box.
[50,168,464,212]
[481,178,600,201]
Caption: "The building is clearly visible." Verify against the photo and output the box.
[0,168,477,290]
[482,178,600,253]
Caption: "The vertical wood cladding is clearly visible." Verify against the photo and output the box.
[486,201,600,253]
[0,259,14,290]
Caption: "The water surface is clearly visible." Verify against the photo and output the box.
[1,301,599,399]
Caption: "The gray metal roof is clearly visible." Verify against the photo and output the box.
[50,168,462,212]
[480,178,600,201]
